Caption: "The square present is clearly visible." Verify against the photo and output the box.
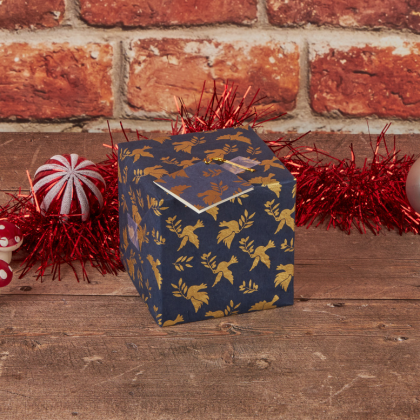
[118,126,296,327]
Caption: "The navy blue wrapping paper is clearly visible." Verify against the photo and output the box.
[118,126,296,327]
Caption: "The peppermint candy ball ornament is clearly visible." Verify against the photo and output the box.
[33,154,106,221]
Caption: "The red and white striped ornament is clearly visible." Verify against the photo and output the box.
[33,154,106,221]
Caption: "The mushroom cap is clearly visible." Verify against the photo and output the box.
[0,259,13,287]
[0,220,23,249]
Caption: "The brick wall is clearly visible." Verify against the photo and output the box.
[0,0,419,134]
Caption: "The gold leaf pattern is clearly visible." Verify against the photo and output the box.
[197,181,229,205]
[120,194,128,213]
[137,223,149,252]
[201,252,238,286]
[275,264,294,291]
[205,300,241,318]
[239,280,258,294]
[122,166,128,184]
[173,255,193,272]
[280,238,294,252]
[133,166,169,184]
[217,209,255,249]
[152,228,166,245]
[147,196,169,216]
[171,279,209,313]
[126,249,137,278]
[246,146,262,156]
[146,254,162,289]
[229,193,248,205]
[161,156,180,166]
[122,227,129,252]
[249,295,279,312]
[166,216,204,251]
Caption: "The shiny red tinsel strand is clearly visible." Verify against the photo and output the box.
[1,82,420,283]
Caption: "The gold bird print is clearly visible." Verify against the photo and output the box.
[179,157,200,168]
[173,136,206,153]
[260,156,285,172]
[128,146,154,162]
[216,131,252,144]
[163,314,184,327]
[249,295,279,312]
[275,204,295,233]
[275,264,294,291]
[204,147,228,160]
[137,223,149,252]
[212,255,238,286]
[217,220,241,249]
[177,220,204,251]
[146,254,162,289]
[217,210,254,249]
[126,251,137,278]
[205,310,225,318]
[249,240,275,271]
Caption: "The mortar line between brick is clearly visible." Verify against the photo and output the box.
[112,40,125,119]
[257,0,269,26]
[63,0,81,27]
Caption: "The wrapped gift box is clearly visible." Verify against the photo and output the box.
[118,126,296,327]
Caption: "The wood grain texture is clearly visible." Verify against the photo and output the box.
[1,132,420,419]
[0,296,419,419]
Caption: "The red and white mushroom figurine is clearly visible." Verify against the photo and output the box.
[0,221,23,264]
[0,260,13,287]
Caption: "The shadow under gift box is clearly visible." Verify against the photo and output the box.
[118,126,296,327]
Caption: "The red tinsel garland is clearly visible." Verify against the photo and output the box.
[0,81,419,283]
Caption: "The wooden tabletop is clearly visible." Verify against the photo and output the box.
[1,131,420,420]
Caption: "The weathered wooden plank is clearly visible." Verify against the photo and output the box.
[0,297,419,419]
[1,131,419,189]
[0,226,418,300]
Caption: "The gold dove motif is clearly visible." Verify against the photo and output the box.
[163,314,184,327]
[260,156,285,172]
[171,279,209,313]
[126,249,137,278]
[249,295,279,312]
[166,216,204,251]
[248,173,282,198]
[146,254,162,289]
[217,209,255,249]
[201,252,238,287]
[239,237,276,271]
[173,136,206,153]
[137,223,149,252]
[275,264,294,291]
[204,144,239,160]
[179,157,200,168]
[216,131,252,144]
[265,200,295,232]
[206,206,219,220]
[120,146,154,162]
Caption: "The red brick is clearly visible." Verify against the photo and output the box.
[0,0,64,30]
[267,0,420,33]
[127,39,299,116]
[0,43,113,120]
[310,43,420,118]
[80,0,257,27]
